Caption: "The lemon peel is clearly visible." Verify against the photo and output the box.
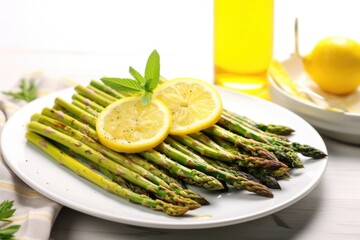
[303,36,360,95]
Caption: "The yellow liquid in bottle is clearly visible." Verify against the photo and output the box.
[214,0,274,98]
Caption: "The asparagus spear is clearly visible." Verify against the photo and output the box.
[27,121,200,209]
[54,97,97,127]
[25,131,189,216]
[74,85,113,107]
[88,85,118,102]
[170,134,289,171]
[223,109,295,136]
[56,93,272,188]
[206,132,291,179]
[32,113,209,204]
[56,142,151,196]
[222,110,290,142]
[89,80,125,99]
[203,125,304,169]
[124,154,184,188]
[165,136,261,184]
[31,113,172,189]
[42,106,210,204]
[124,154,209,205]
[218,114,327,159]
[139,150,224,191]
[72,100,99,117]
[191,131,280,162]
[157,139,274,197]
[246,168,281,189]
[91,162,152,196]
[72,93,104,112]
[42,104,219,194]
[42,107,98,140]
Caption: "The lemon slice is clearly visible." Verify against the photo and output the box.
[154,78,223,135]
[96,96,172,153]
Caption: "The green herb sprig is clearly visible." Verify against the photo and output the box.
[0,200,20,240]
[2,79,38,102]
[100,49,160,106]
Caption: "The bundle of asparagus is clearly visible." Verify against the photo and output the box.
[25,80,327,216]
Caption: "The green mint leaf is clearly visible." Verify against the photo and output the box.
[144,50,160,91]
[141,91,153,106]
[0,200,16,221]
[101,77,143,94]
[20,79,28,100]
[100,49,161,106]
[0,200,20,239]
[144,78,158,92]
[28,79,37,101]
[0,224,21,237]
[129,66,145,85]
[2,92,23,100]
[2,79,37,102]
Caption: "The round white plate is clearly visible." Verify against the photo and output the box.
[1,87,327,229]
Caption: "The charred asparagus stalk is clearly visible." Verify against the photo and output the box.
[218,114,327,159]
[139,150,225,191]
[156,140,273,197]
[27,121,200,209]
[223,109,295,136]
[124,154,209,205]
[41,104,223,192]
[74,85,114,107]
[164,137,276,187]
[203,125,304,169]
[170,134,289,172]
[89,80,125,99]
[32,113,208,204]
[25,131,189,216]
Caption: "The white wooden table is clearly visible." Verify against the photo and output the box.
[1,1,360,239]
[50,136,360,240]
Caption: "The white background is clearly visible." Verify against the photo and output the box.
[1,0,360,89]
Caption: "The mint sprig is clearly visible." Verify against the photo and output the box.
[0,200,20,239]
[101,50,160,106]
[2,79,38,102]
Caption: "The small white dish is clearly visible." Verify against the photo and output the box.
[269,54,360,145]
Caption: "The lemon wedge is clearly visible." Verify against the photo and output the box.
[269,60,305,98]
[154,78,223,135]
[96,96,172,153]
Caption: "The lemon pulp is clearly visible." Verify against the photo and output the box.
[154,78,223,135]
[96,97,172,153]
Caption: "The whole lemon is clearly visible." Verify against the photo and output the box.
[302,36,360,95]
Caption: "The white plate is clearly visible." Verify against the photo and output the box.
[269,55,360,145]
[1,87,327,229]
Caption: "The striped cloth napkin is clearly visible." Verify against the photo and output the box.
[0,72,73,240]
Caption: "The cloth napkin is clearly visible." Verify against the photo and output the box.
[0,72,73,240]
